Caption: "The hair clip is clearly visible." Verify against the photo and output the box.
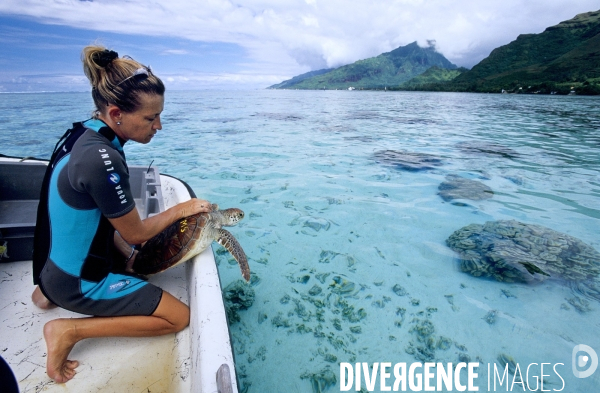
[116,66,152,86]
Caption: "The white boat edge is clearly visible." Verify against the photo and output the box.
[160,174,239,393]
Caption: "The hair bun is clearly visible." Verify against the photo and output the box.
[92,49,119,67]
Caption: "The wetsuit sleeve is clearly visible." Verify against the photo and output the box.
[69,143,136,218]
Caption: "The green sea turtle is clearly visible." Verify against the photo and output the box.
[132,204,250,281]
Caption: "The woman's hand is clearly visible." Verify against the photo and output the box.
[109,198,214,245]
[177,198,213,219]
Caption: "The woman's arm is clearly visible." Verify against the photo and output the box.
[108,198,212,245]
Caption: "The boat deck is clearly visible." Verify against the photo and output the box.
[1,260,192,393]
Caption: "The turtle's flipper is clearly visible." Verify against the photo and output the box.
[217,228,250,282]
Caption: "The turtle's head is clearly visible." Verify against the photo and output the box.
[222,208,244,226]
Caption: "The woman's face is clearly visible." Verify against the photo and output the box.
[119,93,164,144]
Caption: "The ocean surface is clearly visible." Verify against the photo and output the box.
[2,90,599,392]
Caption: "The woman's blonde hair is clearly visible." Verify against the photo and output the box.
[82,45,165,114]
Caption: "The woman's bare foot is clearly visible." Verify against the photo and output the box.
[43,319,80,383]
[32,286,56,309]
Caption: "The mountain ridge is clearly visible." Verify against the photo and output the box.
[269,42,458,90]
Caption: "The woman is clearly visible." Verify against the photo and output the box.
[30,45,211,383]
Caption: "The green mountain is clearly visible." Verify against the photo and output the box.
[269,42,458,90]
[446,9,600,94]
[269,68,334,89]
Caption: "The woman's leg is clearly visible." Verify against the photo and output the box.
[32,286,56,309]
[34,234,138,311]
[43,290,189,383]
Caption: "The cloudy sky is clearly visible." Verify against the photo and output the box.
[0,0,598,91]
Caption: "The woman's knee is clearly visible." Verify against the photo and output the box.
[172,304,190,332]
[154,291,190,333]
[32,286,57,309]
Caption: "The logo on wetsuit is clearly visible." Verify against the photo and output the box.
[108,173,120,184]
[107,279,131,294]
[98,148,129,205]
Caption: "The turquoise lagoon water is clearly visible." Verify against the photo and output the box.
[1,91,599,392]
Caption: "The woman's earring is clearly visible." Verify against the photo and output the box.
[117,122,121,125]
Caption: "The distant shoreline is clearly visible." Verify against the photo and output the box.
[2,88,599,96]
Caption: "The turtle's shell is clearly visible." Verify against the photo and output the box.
[133,213,206,275]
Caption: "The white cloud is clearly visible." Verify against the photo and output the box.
[160,71,287,90]
[161,49,189,55]
[0,0,598,80]
[0,69,282,91]
[0,72,89,92]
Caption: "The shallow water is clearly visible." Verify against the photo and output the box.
[2,90,599,392]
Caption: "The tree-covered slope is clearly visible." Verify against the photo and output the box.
[395,66,468,90]
[269,68,334,89]
[450,9,600,93]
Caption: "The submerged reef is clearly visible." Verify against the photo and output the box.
[329,276,358,296]
[404,307,459,363]
[406,318,437,361]
[301,366,337,393]
[373,149,444,171]
[392,284,409,297]
[483,310,497,325]
[569,280,600,302]
[260,267,486,390]
[456,141,520,159]
[446,220,600,283]
[566,296,593,313]
[497,353,518,374]
[289,215,338,237]
[438,175,494,202]
[224,280,256,323]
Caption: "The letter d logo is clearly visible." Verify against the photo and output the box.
[572,344,598,378]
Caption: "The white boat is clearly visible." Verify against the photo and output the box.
[0,154,238,393]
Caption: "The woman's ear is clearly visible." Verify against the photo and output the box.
[107,105,122,123]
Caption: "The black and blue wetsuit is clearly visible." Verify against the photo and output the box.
[34,119,162,316]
